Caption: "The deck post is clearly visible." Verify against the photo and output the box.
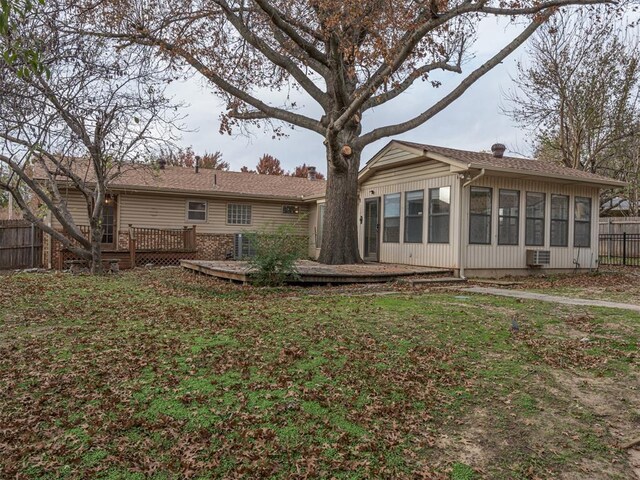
[129,225,136,268]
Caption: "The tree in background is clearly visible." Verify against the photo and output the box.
[240,165,256,174]
[255,154,285,175]
[291,163,325,180]
[505,9,640,212]
[73,0,616,263]
[164,147,229,170]
[0,4,177,272]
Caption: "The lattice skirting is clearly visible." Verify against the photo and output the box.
[57,250,197,270]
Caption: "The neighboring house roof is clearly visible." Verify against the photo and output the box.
[361,140,626,187]
[36,162,326,201]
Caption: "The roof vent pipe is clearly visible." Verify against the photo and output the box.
[491,143,506,158]
[307,166,317,181]
[195,155,200,174]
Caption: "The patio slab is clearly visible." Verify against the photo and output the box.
[181,259,452,284]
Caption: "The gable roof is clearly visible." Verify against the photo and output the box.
[35,162,326,201]
[361,140,626,187]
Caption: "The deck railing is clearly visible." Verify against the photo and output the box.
[54,225,197,269]
[128,225,197,252]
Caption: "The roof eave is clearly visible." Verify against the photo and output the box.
[468,163,627,188]
[50,180,321,202]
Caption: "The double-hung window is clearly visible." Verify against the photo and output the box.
[227,204,251,225]
[525,192,545,246]
[498,190,520,245]
[404,190,424,243]
[428,186,450,243]
[469,187,492,244]
[187,200,207,222]
[574,197,592,247]
[550,195,569,246]
[383,193,401,243]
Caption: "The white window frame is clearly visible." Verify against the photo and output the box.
[227,203,252,225]
[428,186,451,244]
[186,199,208,223]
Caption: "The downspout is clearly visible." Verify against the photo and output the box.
[458,168,486,279]
[463,168,486,188]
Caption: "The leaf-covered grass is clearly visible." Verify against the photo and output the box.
[0,269,638,479]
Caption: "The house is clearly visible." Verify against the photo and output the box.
[40,139,623,277]
[307,141,625,277]
[42,163,325,269]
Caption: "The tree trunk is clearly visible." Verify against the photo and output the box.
[318,148,362,265]
[89,223,103,274]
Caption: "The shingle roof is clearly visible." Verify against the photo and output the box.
[395,141,625,186]
[36,162,326,200]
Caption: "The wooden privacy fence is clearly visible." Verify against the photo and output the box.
[599,233,640,266]
[599,217,640,235]
[0,220,43,270]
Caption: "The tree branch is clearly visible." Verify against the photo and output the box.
[363,61,463,110]
[357,17,548,147]
[214,0,329,109]
[127,31,325,134]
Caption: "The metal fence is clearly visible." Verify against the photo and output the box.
[599,233,640,266]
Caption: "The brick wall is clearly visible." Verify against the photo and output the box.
[195,233,234,260]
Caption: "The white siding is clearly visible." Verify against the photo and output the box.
[372,147,421,168]
[51,190,309,235]
[359,160,459,268]
[307,201,321,259]
[462,176,600,271]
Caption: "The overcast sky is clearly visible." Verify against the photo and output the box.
[168,18,534,176]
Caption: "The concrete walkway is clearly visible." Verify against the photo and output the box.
[462,286,640,313]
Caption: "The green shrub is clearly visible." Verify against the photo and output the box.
[245,222,307,286]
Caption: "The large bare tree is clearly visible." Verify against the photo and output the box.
[0,3,178,272]
[73,0,618,263]
[505,9,640,213]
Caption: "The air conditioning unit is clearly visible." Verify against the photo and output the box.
[526,249,550,267]
[233,233,256,259]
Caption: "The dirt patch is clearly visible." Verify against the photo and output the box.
[551,370,640,479]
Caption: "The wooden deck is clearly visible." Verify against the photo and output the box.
[181,259,452,284]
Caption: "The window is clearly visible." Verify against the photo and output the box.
[525,192,545,246]
[429,186,450,243]
[550,195,569,246]
[316,204,325,246]
[469,187,492,244]
[498,189,520,245]
[187,200,207,222]
[574,197,592,247]
[282,205,300,215]
[227,204,251,225]
[383,193,401,243]
[101,196,116,244]
[404,190,424,243]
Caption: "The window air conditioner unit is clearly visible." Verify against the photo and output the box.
[526,249,550,267]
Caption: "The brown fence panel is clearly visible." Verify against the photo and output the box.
[0,220,43,269]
